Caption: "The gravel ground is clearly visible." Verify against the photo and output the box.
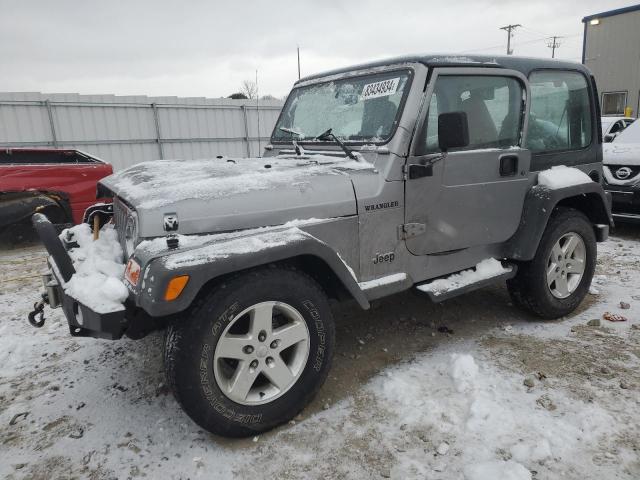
[0,226,639,479]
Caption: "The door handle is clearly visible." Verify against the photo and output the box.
[499,154,518,176]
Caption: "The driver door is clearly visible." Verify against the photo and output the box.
[405,68,531,255]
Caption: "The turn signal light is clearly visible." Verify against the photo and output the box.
[165,275,189,301]
[124,258,141,286]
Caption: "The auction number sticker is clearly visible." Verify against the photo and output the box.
[361,77,400,100]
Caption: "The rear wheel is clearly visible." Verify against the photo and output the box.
[164,267,335,437]
[507,208,596,319]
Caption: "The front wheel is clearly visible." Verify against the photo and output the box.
[164,267,335,437]
[507,207,596,319]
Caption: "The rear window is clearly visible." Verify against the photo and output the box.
[525,70,592,153]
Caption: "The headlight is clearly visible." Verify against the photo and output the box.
[124,213,138,258]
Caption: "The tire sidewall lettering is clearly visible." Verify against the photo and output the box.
[302,299,325,372]
[199,302,264,425]
[197,296,327,424]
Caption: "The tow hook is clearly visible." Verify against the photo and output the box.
[28,293,48,328]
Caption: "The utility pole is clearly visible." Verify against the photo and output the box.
[256,69,261,156]
[546,36,561,58]
[297,45,301,80]
[500,24,521,55]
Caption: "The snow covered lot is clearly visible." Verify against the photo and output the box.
[1,228,639,480]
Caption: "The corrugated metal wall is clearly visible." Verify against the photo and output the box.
[0,92,284,170]
[584,9,640,117]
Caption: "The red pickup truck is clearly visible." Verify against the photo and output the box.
[0,149,113,232]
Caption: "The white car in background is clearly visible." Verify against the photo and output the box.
[601,116,635,142]
[603,119,640,222]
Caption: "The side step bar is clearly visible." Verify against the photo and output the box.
[415,263,517,303]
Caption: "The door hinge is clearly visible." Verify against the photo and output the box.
[398,222,426,239]
[402,164,408,181]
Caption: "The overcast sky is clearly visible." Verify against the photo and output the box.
[0,0,631,99]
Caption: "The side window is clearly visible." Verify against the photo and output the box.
[526,71,592,152]
[420,75,523,154]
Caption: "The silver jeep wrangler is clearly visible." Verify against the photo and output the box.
[32,54,613,437]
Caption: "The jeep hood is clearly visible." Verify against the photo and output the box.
[100,155,374,237]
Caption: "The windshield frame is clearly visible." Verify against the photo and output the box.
[271,67,415,147]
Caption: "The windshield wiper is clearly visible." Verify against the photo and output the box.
[279,126,304,138]
[315,128,359,161]
[279,127,305,155]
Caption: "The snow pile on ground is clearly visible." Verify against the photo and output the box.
[61,223,128,313]
[2,230,639,479]
[537,165,592,189]
[417,258,510,296]
[370,349,618,479]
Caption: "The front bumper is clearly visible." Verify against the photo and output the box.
[47,266,128,340]
[31,212,128,339]
[604,184,640,223]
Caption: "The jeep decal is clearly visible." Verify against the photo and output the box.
[364,200,399,212]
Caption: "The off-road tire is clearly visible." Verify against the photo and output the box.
[507,207,596,319]
[164,266,335,437]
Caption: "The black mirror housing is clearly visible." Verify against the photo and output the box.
[438,112,470,151]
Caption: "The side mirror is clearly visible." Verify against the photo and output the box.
[438,112,470,151]
[603,133,615,143]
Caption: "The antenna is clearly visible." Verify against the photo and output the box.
[297,45,301,80]
[256,69,261,157]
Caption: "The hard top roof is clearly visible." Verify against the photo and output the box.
[297,54,590,84]
[583,4,640,22]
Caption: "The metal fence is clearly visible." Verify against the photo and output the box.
[0,92,284,170]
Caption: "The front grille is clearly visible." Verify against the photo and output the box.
[612,165,640,180]
[113,197,131,256]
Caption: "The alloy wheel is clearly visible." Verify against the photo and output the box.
[213,301,310,405]
[546,232,586,299]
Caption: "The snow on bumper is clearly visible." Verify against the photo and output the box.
[33,216,130,339]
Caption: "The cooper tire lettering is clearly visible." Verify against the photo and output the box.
[164,268,335,436]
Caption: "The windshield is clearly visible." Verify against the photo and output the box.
[272,70,412,144]
[614,118,640,144]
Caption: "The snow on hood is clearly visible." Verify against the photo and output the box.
[100,155,372,238]
[603,142,640,166]
[603,120,640,167]
[100,155,374,210]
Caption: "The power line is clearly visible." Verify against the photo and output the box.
[459,34,580,56]
[519,25,553,39]
[500,24,521,55]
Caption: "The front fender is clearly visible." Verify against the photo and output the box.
[131,227,369,317]
[504,182,613,261]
